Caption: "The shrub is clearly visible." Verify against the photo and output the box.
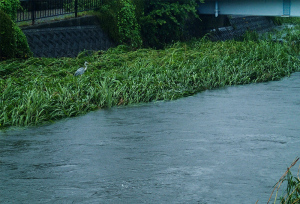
[97,0,203,49]
[63,0,94,12]
[14,25,33,58]
[0,9,16,59]
[140,0,204,48]
[95,0,122,44]
[0,9,32,60]
[117,0,142,48]
[95,0,142,49]
[0,0,20,20]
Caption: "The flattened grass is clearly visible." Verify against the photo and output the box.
[1,27,300,128]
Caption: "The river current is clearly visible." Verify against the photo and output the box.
[1,73,300,204]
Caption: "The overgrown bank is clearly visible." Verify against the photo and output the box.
[1,24,300,128]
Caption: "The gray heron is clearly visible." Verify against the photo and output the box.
[74,61,89,76]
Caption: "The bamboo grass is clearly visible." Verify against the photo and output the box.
[1,26,300,128]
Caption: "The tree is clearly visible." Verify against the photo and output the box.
[140,0,204,48]
[117,0,142,48]
[0,9,16,59]
[0,2,32,60]
[0,0,20,20]
[97,0,204,48]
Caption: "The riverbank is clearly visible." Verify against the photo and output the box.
[1,24,300,128]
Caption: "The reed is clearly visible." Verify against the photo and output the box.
[267,157,300,204]
[1,26,300,128]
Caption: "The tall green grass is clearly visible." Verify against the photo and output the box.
[273,17,300,26]
[267,158,300,204]
[1,27,300,128]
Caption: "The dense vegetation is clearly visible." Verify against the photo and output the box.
[0,10,16,59]
[273,16,300,26]
[0,0,32,60]
[0,0,299,202]
[267,158,300,204]
[95,0,204,49]
[0,0,19,20]
[1,23,300,128]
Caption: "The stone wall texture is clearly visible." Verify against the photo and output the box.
[211,16,274,41]
[22,16,114,58]
[22,15,274,58]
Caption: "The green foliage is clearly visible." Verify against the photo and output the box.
[140,0,204,48]
[273,17,300,26]
[268,158,300,204]
[0,0,20,20]
[131,0,144,19]
[14,25,33,58]
[1,26,300,128]
[241,30,259,42]
[279,170,300,204]
[63,0,96,12]
[94,1,120,43]
[0,9,16,59]
[96,0,204,48]
[0,9,32,60]
[95,0,142,49]
[117,0,142,48]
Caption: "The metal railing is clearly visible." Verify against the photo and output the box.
[17,0,102,24]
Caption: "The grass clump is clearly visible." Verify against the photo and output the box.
[1,27,300,128]
[273,17,300,26]
[266,157,300,204]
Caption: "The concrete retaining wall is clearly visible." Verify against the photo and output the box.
[22,16,114,58]
[21,15,274,58]
[209,16,275,41]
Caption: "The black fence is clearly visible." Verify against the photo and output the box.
[17,0,102,24]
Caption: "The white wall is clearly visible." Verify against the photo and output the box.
[291,0,300,17]
[198,0,300,17]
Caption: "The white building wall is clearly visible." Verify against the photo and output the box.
[198,0,300,17]
[291,0,300,17]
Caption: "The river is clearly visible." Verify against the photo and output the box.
[1,73,300,204]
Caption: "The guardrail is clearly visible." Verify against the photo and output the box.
[17,0,102,24]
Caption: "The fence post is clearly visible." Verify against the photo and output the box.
[30,0,35,24]
[75,0,78,17]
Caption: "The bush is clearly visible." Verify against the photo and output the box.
[0,10,16,59]
[96,0,142,49]
[95,1,122,44]
[117,0,142,48]
[0,0,20,20]
[14,25,33,58]
[96,0,203,49]
[140,0,204,48]
[0,10,32,60]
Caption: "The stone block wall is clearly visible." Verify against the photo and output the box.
[210,16,275,41]
[21,15,275,58]
[22,16,114,58]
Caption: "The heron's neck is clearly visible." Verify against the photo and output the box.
[85,65,87,70]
